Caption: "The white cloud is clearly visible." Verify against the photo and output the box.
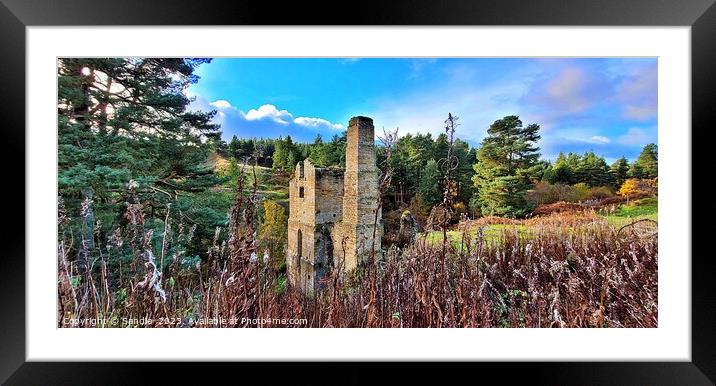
[588,135,611,144]
[244,104,292,124]
[210,99,232,109]
[624,105,656,121]
[188,97,344,142]
[294,117,343,130]
[615,63,657,121]
[617,127,652,145]
[365,79,528,144]
[539,67,593,114]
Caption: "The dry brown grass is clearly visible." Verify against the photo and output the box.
[531,201,591,217]
[58,155,657,328]
[58,189,657,328]
[525,211,606,228]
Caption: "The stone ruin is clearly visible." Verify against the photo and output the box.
[286,116,383,294]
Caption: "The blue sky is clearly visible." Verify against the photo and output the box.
[187,58,657,162]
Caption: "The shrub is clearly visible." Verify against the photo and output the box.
[526,182,577,206]
[572,183,591,202]
[527,182,614,206]
[588,186,614,200]
[618,178,657,197]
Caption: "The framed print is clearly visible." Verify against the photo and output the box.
[2,0,715,383]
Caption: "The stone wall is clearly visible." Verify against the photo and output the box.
[287,116,383,292]
[286,159,345,293]
[314,167,344,225]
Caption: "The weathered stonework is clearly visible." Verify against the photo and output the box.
[286,116,382,294]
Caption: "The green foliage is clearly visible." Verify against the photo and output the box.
[174,190,233,256]
[453,139,477,205]
[527,181,613,206]
[473,115,541,217]
[377,131,478,217]
[324,133,347,167]
[544,151,615,187]
[57,58,230,286]
[275,275,287,296]
[572,183,591,202]
[258,200,288,270]
[115,288,127,306]
[228,135,257,161]
[308,135,328,166]
[632,143,658,179]
[579,152,614,187]
[272,136,293,170]
[417,159,442,209]
[269,134,348,170]
[610,157,630,187]
[58,58,219,201]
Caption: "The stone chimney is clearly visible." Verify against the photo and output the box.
[335,116,382,271]
[343,116,378,226]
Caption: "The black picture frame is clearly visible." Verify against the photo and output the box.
[1,0,714,384]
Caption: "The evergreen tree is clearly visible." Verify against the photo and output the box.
[272,136,290,170]
[58,58,220,202]
[324,132,347,167]
[579,151,613,187]
[308,135,328,166]
[287,147,300,171]
[472,115,541,217]
[57,57,225,261]
[228,135,240,159]
[634,143,658,179]
[548,153,573,184]
[432,133,449,162]
[417,159,442,208]
[454,140,477,205]
[610,157,630,187]
[628,162,644,179]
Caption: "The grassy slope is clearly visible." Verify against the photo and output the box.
[426,197,658,248]
[209,152,290,204]
[604,197,658,227]
[211,151,658,246]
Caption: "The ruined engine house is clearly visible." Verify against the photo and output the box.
[286,116,383,293]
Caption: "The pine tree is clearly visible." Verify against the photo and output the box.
[628,162,644,179]
[58,58,219,204]
[308,134,328,166]
[272,136,288,170]
[417,159,442,208]
[228,135,240,159]
[57,57,226,263]
[454,140,477,205]
[472,115,541,217]
[579,151,613,187]
[325,133,347,167]
[634,143,658,179]
[548,152,573,184]
[610,157,630,187]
